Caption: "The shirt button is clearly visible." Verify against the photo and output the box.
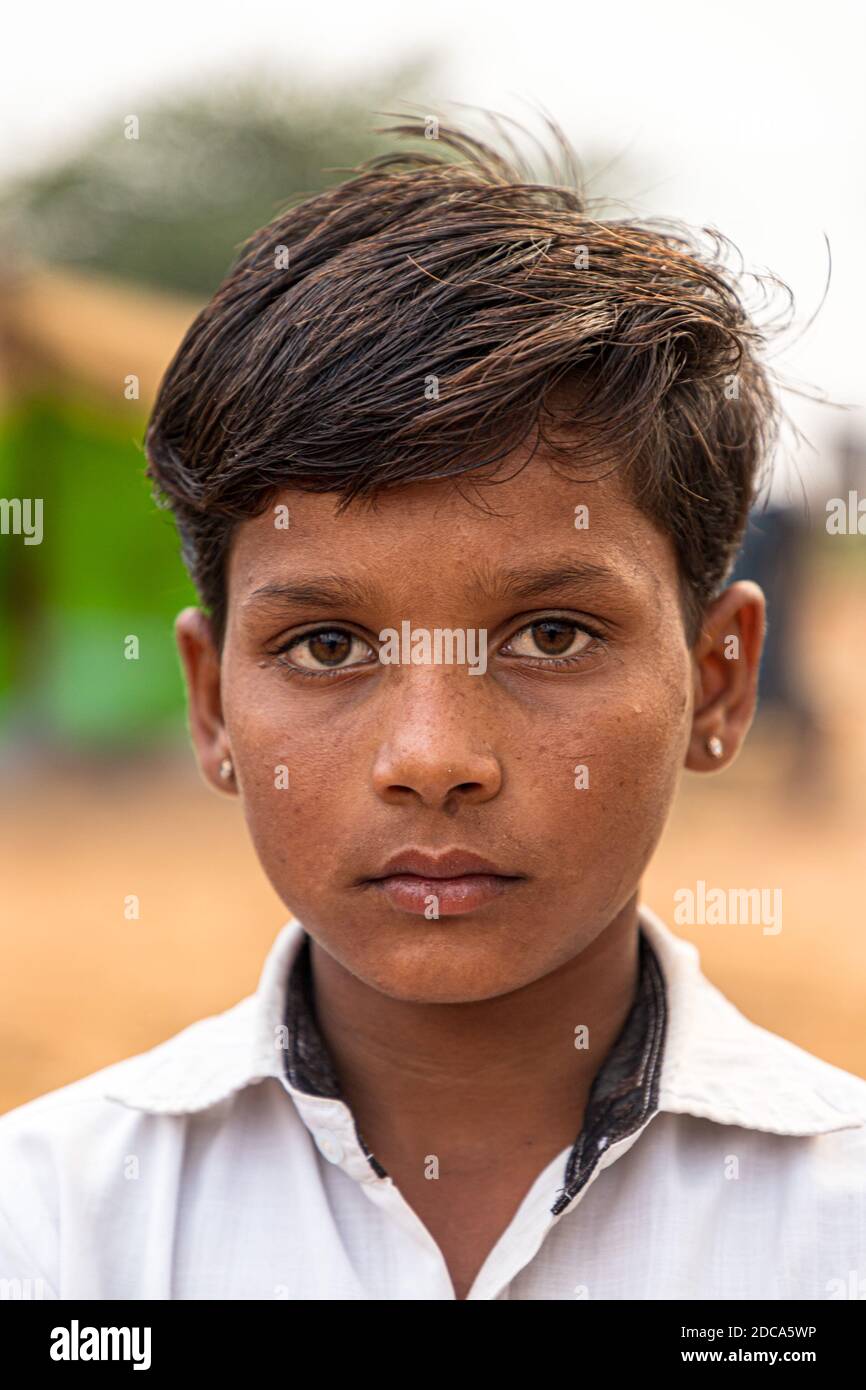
[314,1130,345,1164]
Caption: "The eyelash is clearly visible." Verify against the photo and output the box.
[272,616,607,682]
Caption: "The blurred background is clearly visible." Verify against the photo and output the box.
[1,1,864,1112]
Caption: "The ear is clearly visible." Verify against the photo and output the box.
[686,580,765,772]
[175,607,236,795]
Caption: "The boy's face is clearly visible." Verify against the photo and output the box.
[179,452,757,1003]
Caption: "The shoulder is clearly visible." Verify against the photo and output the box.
[676,978,866,1137]
[0,990,265,1159]
[0,994,267,1292]
[640,906,866,1142]
[658,973,866,1215]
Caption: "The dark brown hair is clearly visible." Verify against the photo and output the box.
[144,110,785,645]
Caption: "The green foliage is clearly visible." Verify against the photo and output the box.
[0,63,435,296]
[0,396,196,742]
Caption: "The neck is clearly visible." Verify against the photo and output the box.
[308,899,641,1174]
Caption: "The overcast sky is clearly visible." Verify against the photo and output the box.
[4,0,864,499]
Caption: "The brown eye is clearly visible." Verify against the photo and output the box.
[530,620,580,656]
[284,628,373,671]
[308,630,352,665]
[506,619,594,660]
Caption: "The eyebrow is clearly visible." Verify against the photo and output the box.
[466,559,628,603]
[243,559,627,614]
[244,576,377,611]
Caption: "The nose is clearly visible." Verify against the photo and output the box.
[370,681,503,811]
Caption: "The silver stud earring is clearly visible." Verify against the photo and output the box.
[219,756,234,781]
[706,735,724,760]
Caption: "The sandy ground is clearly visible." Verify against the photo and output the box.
[2,566,865,1114]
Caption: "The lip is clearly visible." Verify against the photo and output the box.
[370,848,516,880]
[363,848,526,917]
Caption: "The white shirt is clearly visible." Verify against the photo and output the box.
[1,906,865,1301]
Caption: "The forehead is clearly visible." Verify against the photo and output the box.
[226,453,680,607]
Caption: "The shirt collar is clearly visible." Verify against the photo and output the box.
[103,907,866,1142]
[639,904,866,1134]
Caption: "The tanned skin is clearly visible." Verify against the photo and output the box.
[176,446,764,1299]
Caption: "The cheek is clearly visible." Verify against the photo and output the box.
[222,671,354,877]
[519,655,691,878]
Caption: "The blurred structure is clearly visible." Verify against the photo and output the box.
[731,418,866,792]
[836,419,866,499]
[0,267,201,747]
[0,266,200,406]
[731,504,825,785]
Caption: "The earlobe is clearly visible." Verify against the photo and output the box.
[175,607,235,794]
[685,581,765,773]
[219,757,234,782]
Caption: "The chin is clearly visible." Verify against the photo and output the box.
[354,931,534,1004]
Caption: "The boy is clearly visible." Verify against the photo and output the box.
[1,114,864,1302]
